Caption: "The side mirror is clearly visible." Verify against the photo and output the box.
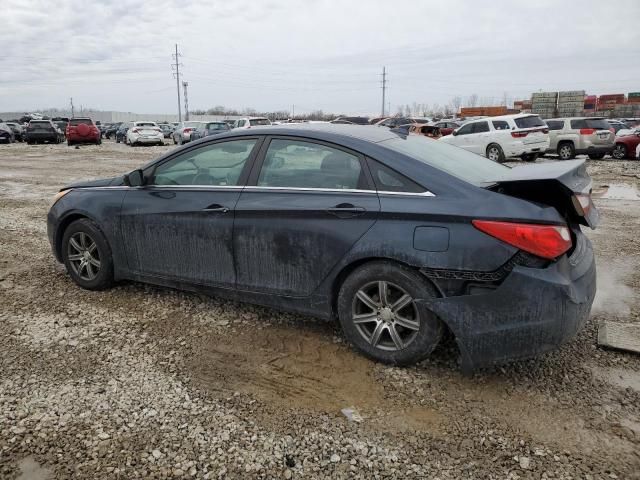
[452,130,458,136]
[124,169,144,187]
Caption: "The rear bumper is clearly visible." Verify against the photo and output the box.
[422,231,596,371]
[575,145,613,155]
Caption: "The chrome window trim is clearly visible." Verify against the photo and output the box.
[83,185,435,197]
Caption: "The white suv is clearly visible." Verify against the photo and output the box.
[234,117,271,129]
[125,121,164,146]
[439,114,550,162]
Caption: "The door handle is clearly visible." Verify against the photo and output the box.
[203,204,229,213]
[326,203,366,218]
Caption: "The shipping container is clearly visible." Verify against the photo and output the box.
[628,92,640,98]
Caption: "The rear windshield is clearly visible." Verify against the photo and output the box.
[585,119,611,130]
[69,119,92,126]
[30,121,53,129]
[249,119,270,126]
[381,136,509,187]
[514,116,545,128]
[136,123,157,127]
[207,123,228,130]
[184,122,201,128]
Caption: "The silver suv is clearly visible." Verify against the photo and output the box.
[545,117,614,160]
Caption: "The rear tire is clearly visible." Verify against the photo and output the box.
[588,153,605,160]
[337,261,443,366]
[557,142,575,160]
[486,143,505,163]
[67,140,72,146]
[62,219,114,291]
[611,144,627,160]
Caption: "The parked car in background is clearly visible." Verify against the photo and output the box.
[104,122,122,139]
[222,119,236,128]
[234,117,271,129]
[331,116,370,125]
[190,121,231,141]
[607,120,630,133]
[66,118,101,146]
[158,124,173,138]
[440,114,549,162]
[115,124,129,143]
[375,117,412,128]
[432,120,461,136]
[545,117,614,160]
[25,120,64,144]
[172,121,203,144]
[0,123,15,143]
[126,121,164,146]
[408,124,442,139]
[611,128,640,160]
[5,122,24,142]
[47,125,598,370]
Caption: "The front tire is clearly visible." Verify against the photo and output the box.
[62,219,113,291]
[486,143,505,163]
[337,261,443,366]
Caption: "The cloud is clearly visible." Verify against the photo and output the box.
[1,0,639,115]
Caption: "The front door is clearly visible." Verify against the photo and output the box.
[233,137,380,296]
[119,138,260,287]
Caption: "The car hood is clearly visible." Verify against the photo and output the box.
[61,176,124,191]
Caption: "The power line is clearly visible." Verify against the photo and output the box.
[171,44,183,123]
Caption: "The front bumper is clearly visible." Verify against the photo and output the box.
[422,231,596,371]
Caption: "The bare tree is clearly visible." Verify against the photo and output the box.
[450,96,462,116]
[466,94,478,107]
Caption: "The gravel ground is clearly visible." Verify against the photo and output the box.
[0,140,639,479]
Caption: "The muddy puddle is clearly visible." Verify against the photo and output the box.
[592,183,640,200]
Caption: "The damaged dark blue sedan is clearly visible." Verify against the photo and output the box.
[47,125,597,370]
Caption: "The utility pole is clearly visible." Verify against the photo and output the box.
[182,81,189,121]
[381,66,387,116]
[172,44,183,123]
[70,97,75,118]
[291,104,295,119]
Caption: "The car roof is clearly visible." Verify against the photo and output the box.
[217,124,400,143]
[546,117,605,121]
[480,113,539,121]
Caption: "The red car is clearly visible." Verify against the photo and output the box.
[612,129,640,159]
[433,120,461,136]
[66,118,101,146]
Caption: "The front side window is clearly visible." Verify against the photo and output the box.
[456,123,474,135]
[152,139,257,186]
[257,139,364,190]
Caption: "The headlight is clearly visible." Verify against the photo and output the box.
[51,189,71,207]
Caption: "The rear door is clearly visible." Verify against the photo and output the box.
[119,137,261,287]
[233,137,380,296]
[469,121,491,154]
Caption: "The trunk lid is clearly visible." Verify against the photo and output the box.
[487,159,599,229]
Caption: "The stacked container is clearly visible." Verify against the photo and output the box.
[459,106,508,117]
[557,90,585,117]
[628,92,640,104]
[531,92,557,119]
[514,100,532,113]
[597,94,625,117]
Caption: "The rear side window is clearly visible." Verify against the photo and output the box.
[473,122,490,133]
[570,119,586,129]
[514,116,545,128]
[546,120,564,130]
[492,120,509,130]
[367,159,424,193]
[258,139,365,190]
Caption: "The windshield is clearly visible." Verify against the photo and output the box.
[249,118,270,126]
[514,116,545,128]
[380,136,509,187]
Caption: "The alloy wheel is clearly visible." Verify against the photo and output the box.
[487,146,500,161]
[67,232,101,281]
[351,281,420,351]
[612,145,626,160]
[559,145,572,160]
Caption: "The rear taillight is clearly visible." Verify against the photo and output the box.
[472,220,572,260]
[609,128,615,134]
[511,131,528,138]
[580,128,595,135]
[572,193,592,217]
[541,128,549,134]
[132,128,140,133]
[184,128,192,133]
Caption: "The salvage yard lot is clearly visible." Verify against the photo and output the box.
[0,141,639,479]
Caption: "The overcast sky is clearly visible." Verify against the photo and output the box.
[2,0,639,116]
